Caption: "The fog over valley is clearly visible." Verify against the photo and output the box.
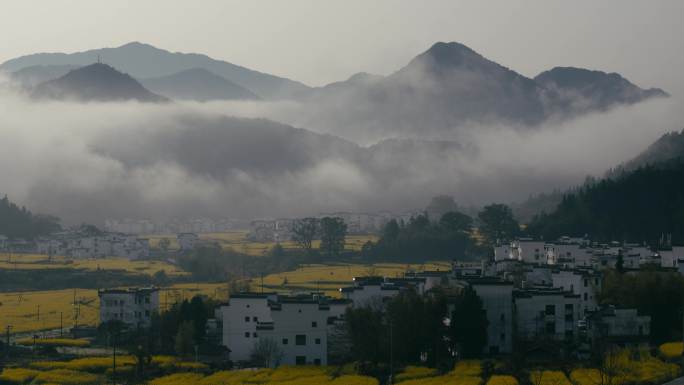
[0,60,681,224]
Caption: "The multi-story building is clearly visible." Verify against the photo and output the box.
[551,269,601,315]
[218,293,335,366]
[98,287,159,328]
[219,292,278,362]
[259,296,330,366]
[462,278,514,354]
[513,288,580,341]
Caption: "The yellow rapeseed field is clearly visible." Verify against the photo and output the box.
[198,231,378,256]
[0,253,186,276]
[529,370,572,385]
[397,361,482,385]
[486,375,519,385]
[147,366,379,385]
[395,366,438,382]
[659,342,683,360]
[0,283,230,333]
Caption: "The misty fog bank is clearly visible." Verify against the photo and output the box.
[0,82,681,225]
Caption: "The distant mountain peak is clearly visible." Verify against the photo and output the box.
[140,67,259,101]
[535,66,668,111]
[32,62,168,103]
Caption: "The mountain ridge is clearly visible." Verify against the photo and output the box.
[32,63,168,103]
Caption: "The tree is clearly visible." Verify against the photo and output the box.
[478,204,519,244]
[174,321,195,357]
[440,211,473,233]
[250,337,284,368]
[292,218,319,252]
[319,217,347,257]
[449,286,488,358]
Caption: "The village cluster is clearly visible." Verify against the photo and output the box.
[98,235,677,367]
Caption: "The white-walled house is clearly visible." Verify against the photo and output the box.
[219,293,278,362]
[513,288,580,341]
[259,297,330,366]
[513,239,547,264]
[551,269,601,316]
[98,287,159,328]
[464,278,514,354]
[219,293,332,366]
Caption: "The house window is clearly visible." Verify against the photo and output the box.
[282,338,289,345]
[500,333,505,341]
[545,305,555,315]
[295,356,306,365]
[584,279,588,287]
[584,293,588,301]
[145,296,150,304]
[296,334,306,346]
[253,316,258,322]
[253,332,258,338]
[500,313,505,322]
[314,358,321,366]
[244,332,250,338]
[312,321,318,328]
[315,338,321,345]
[245,316,250,322]
[145,310,150,317]
[246,304,250,308]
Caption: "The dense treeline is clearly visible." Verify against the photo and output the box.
[343,287,487,374]
[600,269,684,343]
[178,244,302,282]
[362,212,475,261]
[527,160,684,243]
[0,195,61,239]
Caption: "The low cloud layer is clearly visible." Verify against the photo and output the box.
[0,77,681,225]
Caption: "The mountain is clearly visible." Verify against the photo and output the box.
[140,68,259,101]
[294,42,667,142]
[612,129,684,174]
[32,63,168,103]
[535,67,669,114]
[526,159,684,243]
[9,64,78,88]
[0,42,309,99]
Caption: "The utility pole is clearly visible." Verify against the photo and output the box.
[4,325,11,360]
[389,319,394,385]
[60,312,63,338]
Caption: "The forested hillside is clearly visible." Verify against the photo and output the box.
[0,195,60,239]
[527,160,684,243]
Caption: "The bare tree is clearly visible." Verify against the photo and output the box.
[250,337,284,368]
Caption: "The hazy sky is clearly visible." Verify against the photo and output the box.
[1,1,682,95]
